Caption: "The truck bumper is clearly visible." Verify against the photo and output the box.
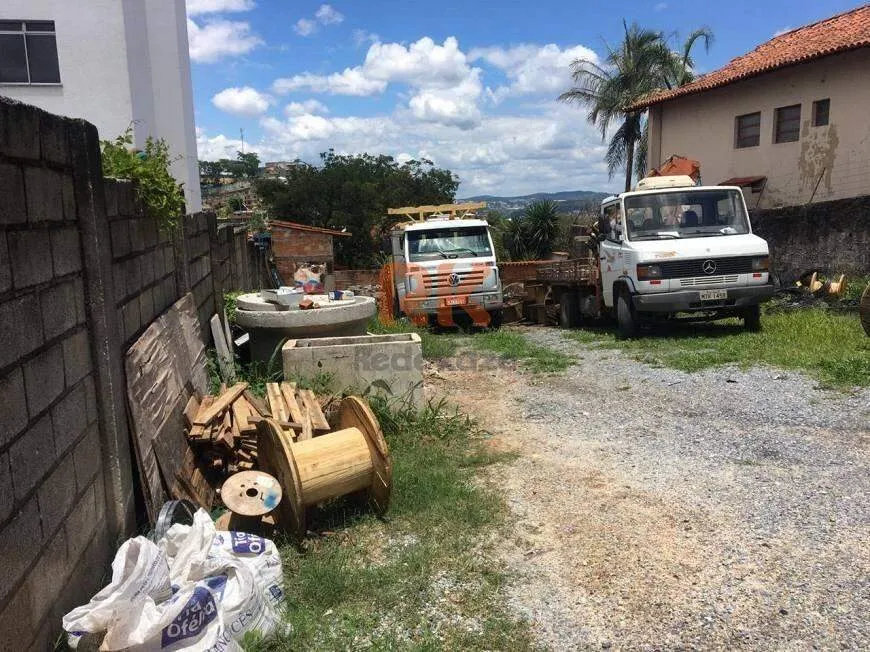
[632,284,775,313]
[403,291,503,316]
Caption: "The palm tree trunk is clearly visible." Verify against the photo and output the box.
[624,137,635,192]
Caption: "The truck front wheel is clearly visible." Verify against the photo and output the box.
[559,292,578,329]
[616,290,638,339]
[742,305,762,332]
[487,309,503,330]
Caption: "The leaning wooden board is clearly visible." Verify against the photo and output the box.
[125,293,212,520]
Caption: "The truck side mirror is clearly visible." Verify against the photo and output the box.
[598,216,611,235]
[380,235,391,254]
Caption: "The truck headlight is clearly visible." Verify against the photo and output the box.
[637,264,662,280]
[406,274,420,294]
[752,256,770,271]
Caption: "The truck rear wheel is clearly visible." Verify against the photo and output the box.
[742,305,762,332]
[616,290,638,339]
[559,292,578,328]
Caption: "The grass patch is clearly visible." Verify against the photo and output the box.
[244,397,533,651]
[563,308,869,387]
[368,317,459,360]
[469,329,574,373]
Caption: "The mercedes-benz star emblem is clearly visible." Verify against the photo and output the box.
[448,273,461,287]
[702,260,717,275]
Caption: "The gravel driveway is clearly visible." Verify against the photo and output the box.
[431,326,870,650]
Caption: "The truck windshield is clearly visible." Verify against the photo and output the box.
[624,189,750,240]
[407,226,492,261]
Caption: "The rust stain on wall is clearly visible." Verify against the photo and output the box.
[799,121,839,197]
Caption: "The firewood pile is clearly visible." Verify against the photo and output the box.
[182,381,333,475]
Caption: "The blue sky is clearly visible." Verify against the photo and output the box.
[188,0,859,196]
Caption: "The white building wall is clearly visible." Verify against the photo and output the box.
[0,0,134,140]
[0,0,201,212]
[648,49,870,209]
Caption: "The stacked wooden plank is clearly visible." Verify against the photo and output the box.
[184,382,262,474]
[183,381,334,475]
[263,381,331,443]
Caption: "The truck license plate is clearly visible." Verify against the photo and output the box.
[443,295,467,307]
[699,289,727,301]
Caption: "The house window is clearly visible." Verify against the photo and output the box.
[774,104,801,143]
[735,112,761,148]
[812,99,830,127]
[0,20,60,84]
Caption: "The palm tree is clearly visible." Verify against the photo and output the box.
[560,22,713,191]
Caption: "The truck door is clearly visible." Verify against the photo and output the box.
[599,202,624,308]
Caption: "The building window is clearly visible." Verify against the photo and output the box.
[774,104,801,143]
[812,99,830,127]
[0,20,60,84]
[735,112,761,148]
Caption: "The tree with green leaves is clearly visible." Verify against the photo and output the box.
[255,151,459,267]
[560,22,712,191]
[501,200,561,261]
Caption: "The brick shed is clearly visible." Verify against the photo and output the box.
[270,220,351,288]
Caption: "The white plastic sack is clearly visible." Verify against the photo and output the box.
[62,509,288,651]
[62,537,172,649]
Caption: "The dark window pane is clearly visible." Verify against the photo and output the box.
[24,21,55,32]
[775,104,801,143]
[26,34,60,83]
[813,99,830,126]
[736,112,760,148]
[0,33,28,82]
[0,21,24,31]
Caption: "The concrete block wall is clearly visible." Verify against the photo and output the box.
[0,97,260,647]
[0,98,112,650]
[106,180,179,350]
[334,268,381,288]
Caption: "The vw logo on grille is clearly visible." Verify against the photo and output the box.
[702,259,717,275]
[448,273,461,287]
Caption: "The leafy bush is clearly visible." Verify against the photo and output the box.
[101,128,186,231]
[502,200,560,260]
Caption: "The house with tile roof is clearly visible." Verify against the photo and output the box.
[631,4,870,209]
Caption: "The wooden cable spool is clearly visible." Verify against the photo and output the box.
[860,282,870,337]
[215,470,282,533]
[257,396,392,536]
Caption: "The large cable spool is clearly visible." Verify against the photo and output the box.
[257,396,392,536]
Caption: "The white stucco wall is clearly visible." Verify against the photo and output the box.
[647,49,870,209]
[0,0,201,212]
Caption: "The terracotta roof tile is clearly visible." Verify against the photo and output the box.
[630,4,870,109]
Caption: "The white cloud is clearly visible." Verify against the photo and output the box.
[187,18,262,62]
[294,18,317,36]
[187,0,255,15]
[470,43,599,101]
[273,69,387,96]
[353,29,380,47]
[315,4,344,25]
[294,3,344,36]
[272,36,484,128]
[654,2,668,11]
[245,101,615,196]
[212,86,271,116]
[284,99,330,116]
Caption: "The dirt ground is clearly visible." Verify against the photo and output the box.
[425,327,870,651]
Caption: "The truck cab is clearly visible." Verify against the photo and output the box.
[388,207,503,328]
[598,175,774,337]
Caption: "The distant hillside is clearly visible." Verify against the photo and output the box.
[460,189,609,215]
